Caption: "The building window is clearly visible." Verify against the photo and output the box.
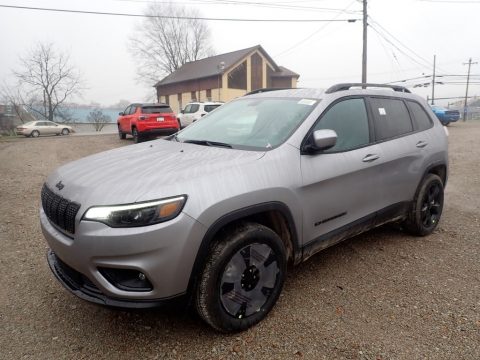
[165,95,169,105]
[228,61,247,90]
[177,93,182,110]
[191,91,196,101]
[251,53,263,91]
[206,89,212,101]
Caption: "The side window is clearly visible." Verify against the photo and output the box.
[184,104,192,113]
[123,106,131,115]
[129,106,138,115]
[370,98,413,140]
[190,104,200,113]
[406,101,433,131]
[313,98,370,152]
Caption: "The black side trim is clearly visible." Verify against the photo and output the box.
[302,202,410,261]
[187,202,301,296]
[314,212,347,227]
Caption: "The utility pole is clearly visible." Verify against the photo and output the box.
[463,58,478,121]
[431,55,436,105]
[362,0,368,84]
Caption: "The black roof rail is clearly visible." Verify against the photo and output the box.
[244,87,293,96]
[325,83,411,94]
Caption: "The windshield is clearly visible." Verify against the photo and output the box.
[176,98,318,150]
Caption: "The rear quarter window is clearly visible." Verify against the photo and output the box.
[204,105,221,112]
[142,106,173,114]
[406,101,433,131]
[370,98,413,141]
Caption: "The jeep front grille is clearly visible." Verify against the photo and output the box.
[41,184,80,234]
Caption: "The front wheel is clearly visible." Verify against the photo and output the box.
[118,126,126,139]
[31,130,40,138]
[404,174,444,236]
[61,128,70,135]
[195,222,286,332]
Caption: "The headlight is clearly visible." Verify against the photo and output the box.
[82,195,187,227]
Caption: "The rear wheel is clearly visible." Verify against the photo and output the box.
[404,174,444,236]
[61,128,70,135]
[132,127,142,143]
[31,130,40,138]
[195,222,286,332]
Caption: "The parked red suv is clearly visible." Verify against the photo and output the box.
[117,103,179,143]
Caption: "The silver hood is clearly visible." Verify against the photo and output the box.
[46,139,265,209]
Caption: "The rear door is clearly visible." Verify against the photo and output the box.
[300,97,383,244]
[367,97,424,216]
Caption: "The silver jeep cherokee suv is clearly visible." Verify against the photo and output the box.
[41,84,448,332]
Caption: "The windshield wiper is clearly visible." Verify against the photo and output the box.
[182,139,232,148]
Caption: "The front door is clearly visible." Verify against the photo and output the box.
[300,97,382,246]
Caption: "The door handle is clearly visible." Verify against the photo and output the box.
[362,154,380,162]
[416,141,428,148]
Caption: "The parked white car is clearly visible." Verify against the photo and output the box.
[16,121,74,137]
[177,102,223,127]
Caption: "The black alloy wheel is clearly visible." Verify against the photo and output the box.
[196,222,286,332]
[404,174,444,236]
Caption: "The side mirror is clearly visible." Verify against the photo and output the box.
[118,112,124,116]
[304,129,337,153]
[181,110,185,114]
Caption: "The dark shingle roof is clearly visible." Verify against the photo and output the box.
[271,66,300,78]
[155,45,280,87]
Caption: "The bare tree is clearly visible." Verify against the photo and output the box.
[87,108,111,132]
[0,85,36,124]
[12,43,83,121]
[129,2,214,84]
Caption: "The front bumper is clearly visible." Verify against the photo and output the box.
[47,249,183,308]
[41,207,206,306]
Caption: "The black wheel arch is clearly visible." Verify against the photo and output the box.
[419,162,447,190]
[186,202,301,298]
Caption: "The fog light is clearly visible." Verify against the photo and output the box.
[99,267,153,292]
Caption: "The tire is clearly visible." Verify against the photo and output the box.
[31,130,40,138]
[61,128,70,135]
[404,174,444,236]
[118,126,126,140]
[132,127,142,143]
[195,222,287,333]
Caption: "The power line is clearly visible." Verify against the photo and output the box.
[274,0,358,58]
[368,17,434,70]
[369,24,430,71]
[0,4,361,22]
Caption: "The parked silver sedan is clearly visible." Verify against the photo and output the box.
[16,121,74,137]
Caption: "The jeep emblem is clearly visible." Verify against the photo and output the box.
[55,181,64,190]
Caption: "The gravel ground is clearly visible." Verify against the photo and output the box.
[0,124,479,359]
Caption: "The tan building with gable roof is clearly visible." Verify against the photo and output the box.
[154,45,300,114]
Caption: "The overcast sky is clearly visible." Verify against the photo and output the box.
[1,0,479,106]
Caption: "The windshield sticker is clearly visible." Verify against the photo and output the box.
[298,99,316,106]
[378,108,387,115]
